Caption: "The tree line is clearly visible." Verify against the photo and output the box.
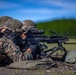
[37,19,76,36]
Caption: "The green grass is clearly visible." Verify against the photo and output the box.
[43,39,76,51]
[63,39,76,51]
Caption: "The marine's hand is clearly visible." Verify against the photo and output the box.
[26,48,32,53]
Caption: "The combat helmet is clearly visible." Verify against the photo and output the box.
[22,20,36,30]
[0,16,12,28]
[4,19,23,31]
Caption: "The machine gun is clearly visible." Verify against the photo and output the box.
[26,28,68,46]
[23,28,68,61]
[38,31,68,60]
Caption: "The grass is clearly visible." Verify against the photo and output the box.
[43,38,76,51]
[63,39,76,51]
[40,38,76,59]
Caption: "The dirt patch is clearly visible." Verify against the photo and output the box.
[0,62,76,75]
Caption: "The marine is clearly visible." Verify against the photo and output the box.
[0,18,23,64]
[15,31,33,60]
[0,19,38,64]
[15,20,39,60]
[0,26,22,64]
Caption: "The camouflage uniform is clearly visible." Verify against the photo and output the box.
[0,19,36,64]
[21,20,38,59]
[0,28,33,63]
[15,35,33,60]
[14,20,37,60]
[0,30,22,62]
[0,18,23,63]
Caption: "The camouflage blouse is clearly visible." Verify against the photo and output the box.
[0,36,22,62]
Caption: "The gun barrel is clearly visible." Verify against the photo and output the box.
[64,42,76,44]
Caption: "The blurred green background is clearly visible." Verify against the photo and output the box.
[37,19,76,36]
